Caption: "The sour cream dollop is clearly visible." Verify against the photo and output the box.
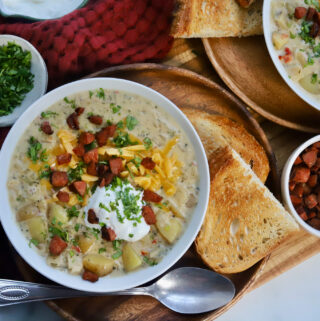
[84,180,150,242]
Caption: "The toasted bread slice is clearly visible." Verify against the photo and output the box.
[236,0,256,8]
[195,147,299,274]
[182,108,269,183]
[171,0,263,38]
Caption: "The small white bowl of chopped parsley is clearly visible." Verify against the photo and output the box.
[0,34,47,126]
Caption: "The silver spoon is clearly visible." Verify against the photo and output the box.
[0,267,235,314]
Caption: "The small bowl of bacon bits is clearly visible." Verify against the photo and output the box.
[282,135,320,237]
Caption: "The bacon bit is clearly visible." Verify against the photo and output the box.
[56,153,72,165]
[83,148,98,164]
[88,115,103,125]
[67,112,79,130]
[75,107,85,115]
[152,239,157,244]
[49,235,67,256]
[79,132,95,145]
[88,209,99,224]
[141,157,156,170]
[141,251,148,256]
[57,191,70,203]
[279,47,293,64]
[41,121,53,135]
[73,144,85,157]
[72,245,81,253]
[82,270,99,283]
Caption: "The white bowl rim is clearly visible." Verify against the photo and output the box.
[263,0,320,112]
[0,34,48,126]
[0,77,210,292]
[281,135,320,237]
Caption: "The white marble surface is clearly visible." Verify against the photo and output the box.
[1,254,320,320]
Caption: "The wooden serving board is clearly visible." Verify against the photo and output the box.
[9,63,279,321]
[202,37,320,133]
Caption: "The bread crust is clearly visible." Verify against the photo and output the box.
[171,0,263,38]
[195,147,299,274]
[182,108,270,183]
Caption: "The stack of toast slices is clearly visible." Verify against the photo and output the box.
[183,109,299,274]
[171,0,263,38]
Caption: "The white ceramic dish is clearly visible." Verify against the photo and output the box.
[0,0,88,20]
[0,78,210,292]
[281,135,320,238]
[263,0,320,112]
[0,35,48,127]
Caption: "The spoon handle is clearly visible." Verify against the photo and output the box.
[0,279,150,307]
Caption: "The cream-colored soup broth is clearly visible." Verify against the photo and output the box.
[271,1,320,94]
[7,89,199,282]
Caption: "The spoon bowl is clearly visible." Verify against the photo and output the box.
[151,267,236,314]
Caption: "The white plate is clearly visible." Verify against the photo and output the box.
[0,35,48,127]
[263,0,320,112]
[0,78,210,292]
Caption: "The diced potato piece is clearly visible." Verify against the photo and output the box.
[17,201,47,222]
[156,218,181,244]
[67,254,83,274]
[272,32,289,50]
[275,11,289,29]
[295,50,307,67]
[122,243,142,272]
[25,217,47,243]
[83,254,114,277]
[48,203,68,225]
[78,235,95,254]
[299,73,320,94]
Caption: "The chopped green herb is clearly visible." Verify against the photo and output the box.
[106,120,113,126]
[99,202,110,212]
[40,149,48,162]
[74,223,80,232]
[49,226,69,242]
[290,32,296,39]
[113,131,138,147]
[76,194,84,202]
[143,137,152,150]
[84,141,97,152]
[64,97,76,109]
[143,256,158,266]
[110,103,121,114]
[0,42,34,116]
[39,164,52,179]
[117,120,124,129]
[133,155,142,168]
[87,112,94,117]
[67,162,85,181]
[41,111,58,118]
[126,115,138,130]
[311,73,318,84]
[89,90,94,98]
[67,206,80,219]
[98,247,106,254]
[129,233,134,238]
[112,239,122,250]
[96,88,105,100]
[69,250,75,257]
[27,137,42,163]
[304,0,320,10]
[28,238,39,247]
[112,250,122,259]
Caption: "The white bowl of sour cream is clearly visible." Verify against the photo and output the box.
[0,78,210,293]
[0,0,88,20]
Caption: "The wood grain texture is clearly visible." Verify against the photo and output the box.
[13,63,279,321]
[203,37,320,133]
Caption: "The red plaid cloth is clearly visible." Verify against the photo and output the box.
[0,0,174,89]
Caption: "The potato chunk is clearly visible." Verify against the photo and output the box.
[299,73,320,94]
[17,201,46,222]
[25,217,47,243]
[83,254,114,277]
[156,218,181,244]
[272,32,289,50]
[122,243,142,272]
[48,203,68,225]
[78,235,95,254]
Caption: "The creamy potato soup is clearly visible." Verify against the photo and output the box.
[271,1,320,95]
[7,89,199,282]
